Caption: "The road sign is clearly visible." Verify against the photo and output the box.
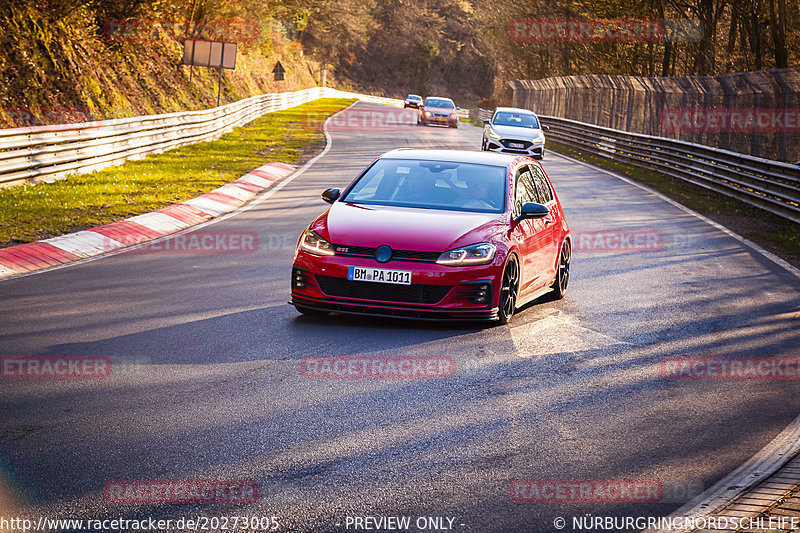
[182,40,237,69]
[273,61,285,82]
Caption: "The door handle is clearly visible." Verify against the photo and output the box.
[544,217,554,226]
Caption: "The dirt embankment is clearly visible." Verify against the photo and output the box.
[0,5,323,127]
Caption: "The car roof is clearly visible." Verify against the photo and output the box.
[407,94,422,99]
[424,96,454,102]
[379,148,526,167]
[493,107,537,115]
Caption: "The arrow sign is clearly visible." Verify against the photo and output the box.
[273,61,285,81]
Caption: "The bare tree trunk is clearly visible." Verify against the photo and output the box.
[727,6,738,55]
[750,0,763,70]
[769,0,788,67]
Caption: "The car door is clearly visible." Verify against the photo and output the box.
[510,165,549,294]
[528,163,560,282]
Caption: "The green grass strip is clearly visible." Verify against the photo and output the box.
[0,98,355,248]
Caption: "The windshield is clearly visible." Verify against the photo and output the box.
[343,158,506,213]
[492,111,540,129]
[424,98,455,109]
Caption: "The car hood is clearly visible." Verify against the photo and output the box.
[424,107,456,114]
[314,202,503,252]
[489,124,543,139]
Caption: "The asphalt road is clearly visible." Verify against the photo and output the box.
[1,102,799,532]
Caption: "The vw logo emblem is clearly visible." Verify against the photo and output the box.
[375,245,392,263]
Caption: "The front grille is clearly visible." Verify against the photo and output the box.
[333,245,440,263]
[316,275,451,304]
[500,139,533,149]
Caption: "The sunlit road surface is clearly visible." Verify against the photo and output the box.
[0,102,798,532]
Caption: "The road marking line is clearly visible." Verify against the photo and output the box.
[544,152,800,533]
[550,151,800,282]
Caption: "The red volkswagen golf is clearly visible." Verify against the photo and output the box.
[290,149,571,324]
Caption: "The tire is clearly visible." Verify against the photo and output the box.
[550,240,571,299]
[295,306,330,318]
[450,123,458,129]
[498,255,520,325]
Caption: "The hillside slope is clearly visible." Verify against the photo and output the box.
[0,5,321,127]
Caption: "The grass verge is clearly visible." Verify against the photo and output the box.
[547,140,800,269]
[0,98,356,248]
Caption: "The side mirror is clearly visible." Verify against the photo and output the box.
[321,188,340,204]
[483,119,490,125]
[518,202,550,220]
[541,125,550,130]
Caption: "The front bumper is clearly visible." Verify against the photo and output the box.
[485,138,544,156]
[422,114,458,126]
[291,252,502,321]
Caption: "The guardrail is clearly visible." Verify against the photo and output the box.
[0,87,403,188]
[476,108,493,122]
[538,114,800,224]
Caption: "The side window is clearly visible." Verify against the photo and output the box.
[529,165,554,204]
[514,169,540,216]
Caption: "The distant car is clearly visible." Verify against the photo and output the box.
[290,149,571,324]
[418,97,459,128]
[404,94,423,109]
[482,107,549,160]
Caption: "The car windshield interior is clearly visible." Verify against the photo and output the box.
[343,159,506,213]
[424,98,455,109]
[492,111,540,129]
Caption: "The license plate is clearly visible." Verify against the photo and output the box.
[347,266,412,285]
[509,142,524,148]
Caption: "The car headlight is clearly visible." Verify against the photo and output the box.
[450,113,457,119]
[532,134,545,143]
[487,128,500,139]
[299,228,335,256]
[425,111,432,116]
[436,243,497,266]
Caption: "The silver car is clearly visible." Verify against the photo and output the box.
[481,107,549,160]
